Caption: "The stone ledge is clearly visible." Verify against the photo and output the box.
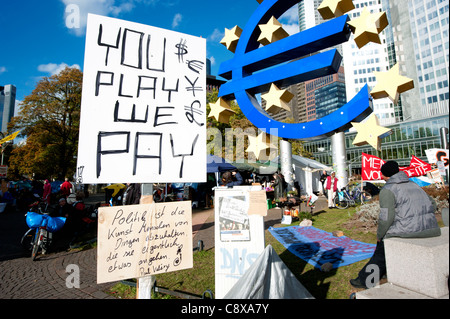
[384,227,449,298]
[355,283,449,299]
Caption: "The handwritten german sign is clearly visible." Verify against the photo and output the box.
[77,14,206,183]
[97,201,192,284]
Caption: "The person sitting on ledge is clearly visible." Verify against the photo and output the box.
[350,160,441,289]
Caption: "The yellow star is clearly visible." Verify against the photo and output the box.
[351,113,392,151]
[347,7,389,49]
[318,0,355,20]
[220,25,242,53]
[208,97,236,123]
[257,16,289,46]
[246,131,277,161]
[370,63,415,105]
[261,83,294,114]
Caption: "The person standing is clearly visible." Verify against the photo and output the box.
[272,172,286,200]
[43,179,52,204]
[60,178,73,198]
[350,160,441,289]
[123,183,141,205]
[319,170,329,197]
[326,172,338,208]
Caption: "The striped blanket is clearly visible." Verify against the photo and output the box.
[269,226,376,269]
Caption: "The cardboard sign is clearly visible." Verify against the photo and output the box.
[97,201,192,284]
[425,148,449,168]
[214,186,265,299]
[77,14,206,183]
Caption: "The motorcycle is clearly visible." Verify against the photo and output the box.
[21,200,66,261]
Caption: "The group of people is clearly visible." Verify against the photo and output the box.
[218,163,442,291]
[220,170,292,201]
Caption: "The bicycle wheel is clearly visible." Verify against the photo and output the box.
[359,191,373,204]
[334,196,349,209]
[31,228,42,261]
[21,228,35,252]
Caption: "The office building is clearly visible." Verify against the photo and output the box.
[304,114,449,174]
[342,0,396,125]
[384,0,449,120]
[0,85,16,133]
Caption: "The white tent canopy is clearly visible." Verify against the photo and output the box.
[271,155,332,195]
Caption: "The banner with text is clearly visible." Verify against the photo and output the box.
[97,201,192,284]
[362,153,432,181]
[77,14,206,183]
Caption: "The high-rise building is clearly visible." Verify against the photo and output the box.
[0,85,16,133]
[342,0,395,125]
[384,0,449,120]
[304,66,347,121]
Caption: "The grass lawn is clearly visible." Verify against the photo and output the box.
[107,205,383,299]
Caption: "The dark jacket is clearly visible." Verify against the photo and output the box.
[272,174,286,200]
[377,171,441,240]
[124,183,141,205]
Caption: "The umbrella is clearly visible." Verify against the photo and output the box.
[103,183,127,197]
[207,155,236,173]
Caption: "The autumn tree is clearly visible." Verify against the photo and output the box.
[7,66,82,180]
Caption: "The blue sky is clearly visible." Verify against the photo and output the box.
[0,0,299,105]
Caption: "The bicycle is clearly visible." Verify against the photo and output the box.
[333,186,373,209]
[21,200,66,261]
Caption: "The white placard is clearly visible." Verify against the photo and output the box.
[97,201,193,284]
[77,14,206,183]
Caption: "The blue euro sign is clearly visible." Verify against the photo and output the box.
[218,0,372,139]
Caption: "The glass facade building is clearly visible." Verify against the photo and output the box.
[303,114,449,173]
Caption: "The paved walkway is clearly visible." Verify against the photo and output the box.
[0,193,328,299]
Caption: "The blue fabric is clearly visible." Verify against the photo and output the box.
[26,212,66,232]
[269,226,376,269]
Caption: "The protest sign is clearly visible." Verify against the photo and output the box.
[361,152,385,180]
[361,153,432,180]
[97,201,193,284]
[425,148,449,169]
[77,14,206,183]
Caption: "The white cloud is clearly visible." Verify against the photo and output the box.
[0,66,6,74]
[279,5,299,35]
[38,63,81,75]
[172,13,182,28]
[208,28,224,43]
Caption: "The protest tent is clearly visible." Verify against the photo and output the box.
[206,155,236,173]
[271,155,332,195]
[224,244,314,299]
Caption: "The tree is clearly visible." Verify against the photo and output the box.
[7,66,82,180]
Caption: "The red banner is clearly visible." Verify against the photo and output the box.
[361,153,432,181]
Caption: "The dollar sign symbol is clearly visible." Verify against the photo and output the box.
[218,0,372,139]
[175,38,188,63]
